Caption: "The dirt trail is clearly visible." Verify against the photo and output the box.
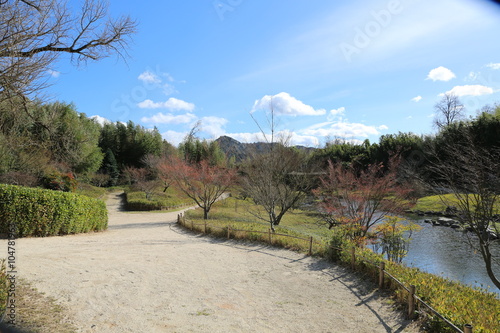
[3,192,419,332]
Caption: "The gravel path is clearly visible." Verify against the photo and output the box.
[3,192,420,332]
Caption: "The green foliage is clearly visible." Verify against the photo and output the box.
[98,121,163,170]
[0,184,107,237]
[100,148,120,186]
[179,137,227,166]
[385,261,500,333]
[372,216,421,263]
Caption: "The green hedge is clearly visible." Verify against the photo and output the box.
[0,184,108,237]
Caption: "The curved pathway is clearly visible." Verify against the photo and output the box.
[3,192,419,332]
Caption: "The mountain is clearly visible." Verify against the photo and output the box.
[214,136,316,163]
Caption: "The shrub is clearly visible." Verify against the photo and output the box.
[42,171,78,192]
[0,184,107,237]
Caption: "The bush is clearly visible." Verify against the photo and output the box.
[0,184,107,237]
[42,171,78,192]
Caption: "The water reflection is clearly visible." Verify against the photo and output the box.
[403,218,500,296]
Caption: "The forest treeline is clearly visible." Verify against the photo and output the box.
[0,99,499,191]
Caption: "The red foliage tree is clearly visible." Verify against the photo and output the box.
[170,158,236,219]
[314,157,412,245]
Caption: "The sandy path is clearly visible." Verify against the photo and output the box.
[3,192,419,332]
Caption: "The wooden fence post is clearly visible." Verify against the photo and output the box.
[379,261,385,289]
[464,324,473,333]
[227,226,231,239]
[408,285,416,319]
[204,220,207,234]
[351,247,356,270]
[268,229,272,244]
[191,219,194,230]
[308,236,313,256]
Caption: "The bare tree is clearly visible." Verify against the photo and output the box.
[243,103,315,231]
[433,93,465,129]
[429,134,500,290]
[242,143,313,232]
[0,0,137,103]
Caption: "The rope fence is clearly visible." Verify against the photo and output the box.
[177,213,475,333]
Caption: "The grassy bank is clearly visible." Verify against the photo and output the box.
[125,186,194,211]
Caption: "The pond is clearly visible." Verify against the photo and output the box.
[402,218,500,297]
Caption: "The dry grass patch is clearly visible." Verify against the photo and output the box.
[7,279,77,333]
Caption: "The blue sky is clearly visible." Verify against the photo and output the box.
[47,0,500,147]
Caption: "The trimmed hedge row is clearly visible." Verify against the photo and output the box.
[0,184,108,237]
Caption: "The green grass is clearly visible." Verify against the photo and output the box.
[76,183,108,199]
[414,194,500,215]
[413,194,457,212]
[184,196,331,256]
[125,185,194,211]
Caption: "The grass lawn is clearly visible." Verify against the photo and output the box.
[184,196,332,255]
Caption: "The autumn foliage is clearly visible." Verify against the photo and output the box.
[170,158,236,219]
[314,157,413,246]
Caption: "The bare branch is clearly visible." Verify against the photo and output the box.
[0,0,137,103]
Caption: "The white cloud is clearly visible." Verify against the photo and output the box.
[443,85,494,97]
[200,116,228,138]
[141,112,197,124]
[327,107,346,121]
[137,98,195,112]
[486,63,500,70]
[427,66,456,82]
[90,115,111,126]
[251,92,326,116]
[138,71,161,84]
[302,119,387,139]
[411,96,422,102]
[162,130,188,146]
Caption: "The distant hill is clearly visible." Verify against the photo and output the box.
[214,136,316,162]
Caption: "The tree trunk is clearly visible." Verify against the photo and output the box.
[479,241,500,289]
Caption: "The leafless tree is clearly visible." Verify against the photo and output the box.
[433,93,465,129]
[429,134,500,290]
[243,104,315,231]
[0,0,137,104]
[242,143,313,232]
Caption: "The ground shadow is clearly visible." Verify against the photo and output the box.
[307,260,416,333]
